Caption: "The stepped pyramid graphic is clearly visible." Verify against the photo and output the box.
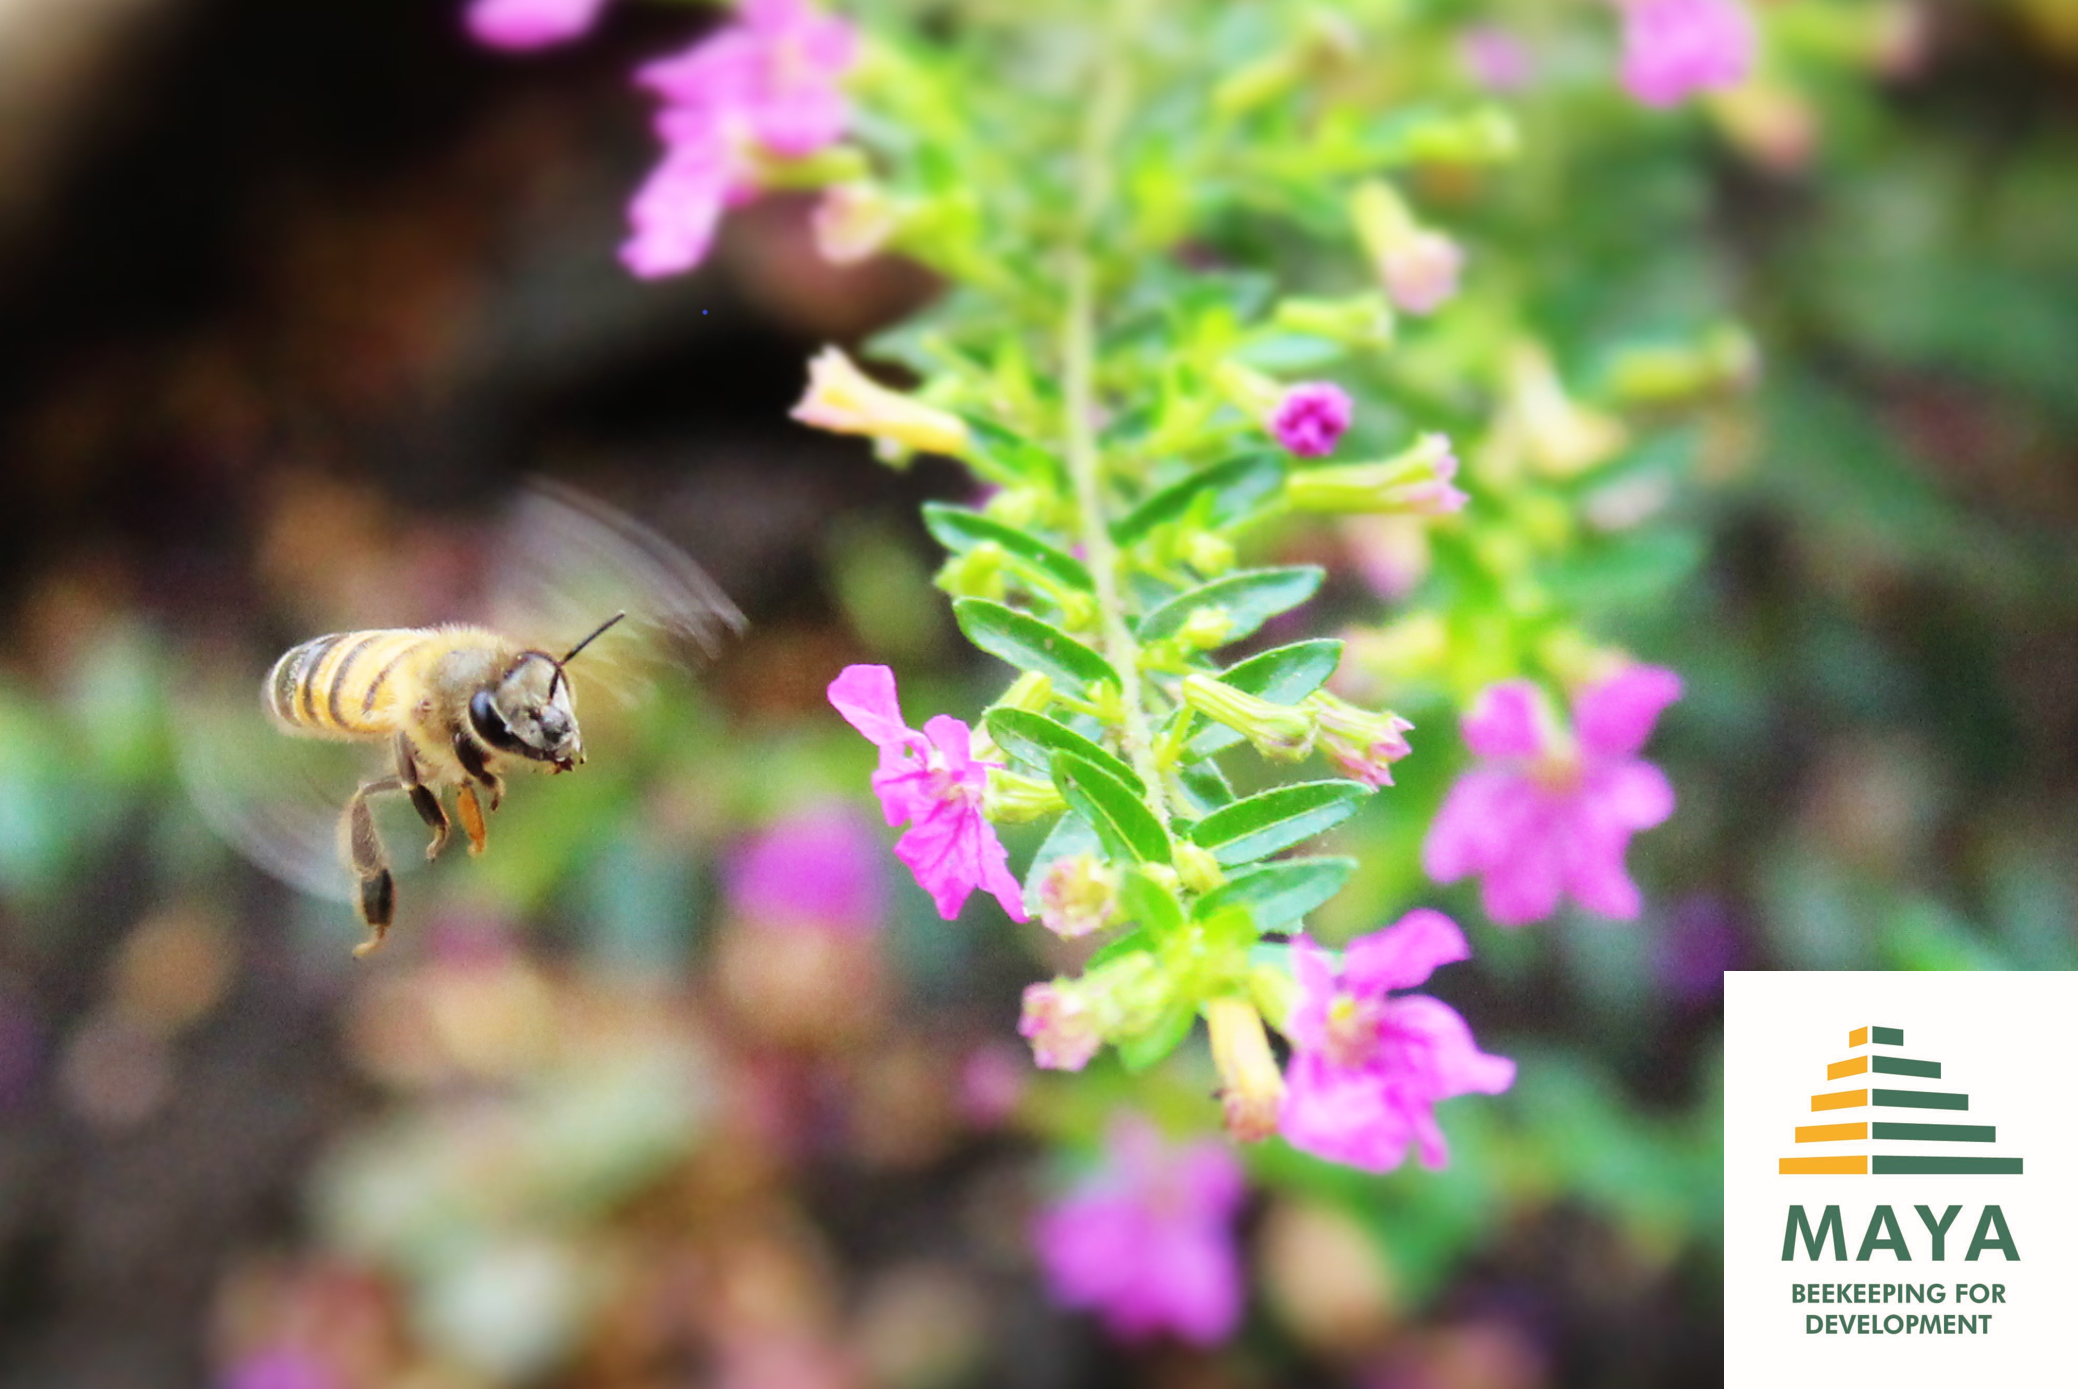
[1778,1025,2024,1175]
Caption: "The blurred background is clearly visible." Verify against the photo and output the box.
[0,0,2074,1385]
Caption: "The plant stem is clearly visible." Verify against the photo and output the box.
[1062,28,1167,822]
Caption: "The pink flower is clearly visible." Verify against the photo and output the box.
[1034,1117,1247,1346]
[827,665,1029,923]
[1422,666,1680,926]
[1278,911,1515,1173]
[1461,25,1533,93]
[1619,0,1756,107]
[726,803,886,934]
[1270,382,1354,458]
[465,0,609,50]
[621,0,857,278]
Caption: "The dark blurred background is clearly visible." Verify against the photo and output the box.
[0,1,2074,1386]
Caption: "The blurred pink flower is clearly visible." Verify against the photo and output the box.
[1034,1117,1246,1346]
[622,0,858,277]
[958,1041,1029,1126]
[465,0,609,50]
[728,803,887,934]
[1422,666,1680,925]
[1270,382,1354,458]
[1461,25,1533,92]
[223,1349,334,1389]
[1278,911,1515,1172]
[1620,0,1755,107]
[827,665,1028,923]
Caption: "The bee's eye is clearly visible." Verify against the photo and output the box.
[470,689,525,752]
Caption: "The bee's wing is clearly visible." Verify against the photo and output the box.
[176,674,423,904]
[485,478,745,706]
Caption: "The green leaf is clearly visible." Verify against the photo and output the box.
[1117,866,1186,939]
[961,416,1067,488]
[1110,452,1286,546]
[1188,638,1344,757]
[1139,566,1324,645]
[1116,1001,1196,1073]
[1174,761,1235,814]
[922,504,1094,594]
[954,599,1118,695]
[1188,781,1370,866]
[1052,753,1171,864]
[1195,857,1357,932]
[1231,332,1347,372]
[985,708,1143,794]
[1084,931,1151,973]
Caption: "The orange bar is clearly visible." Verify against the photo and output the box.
[1812,1089,1868,1111]
[1848,1026,1869,1047]
[1828,1057,1869,1079]
[1797,1123,1868,1143]
[1780,1155,1868,1175]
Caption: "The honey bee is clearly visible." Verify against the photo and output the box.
[200,479,743,957]
[264,612,630,956]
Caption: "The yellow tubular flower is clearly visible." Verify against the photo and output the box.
[792,346,972,458]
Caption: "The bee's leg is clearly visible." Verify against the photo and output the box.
[395,734,450,862]
[451,729,505,812]
[344,776,404,959]
[456,783,489,857]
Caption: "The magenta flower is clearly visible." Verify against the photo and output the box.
[1270,382,1354,458]
[827,665,1029,923]
[1619,0,1756,107]
[1422,665,1680,926]
[1018,981,1102,1071]
[1278,910,1515,1173]
[1461,25,1533,93]
[622,0,858,278]
[727,803,886,934]
[1034,1117,1246,1346]
[223,1349,334,1389]
[465,0,609,50]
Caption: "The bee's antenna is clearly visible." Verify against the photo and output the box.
[550,611,627,698]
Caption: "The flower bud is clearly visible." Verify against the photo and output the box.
[811,180,899,264]
[936,545,1005,600]
[1283,434,1467,516]
[1269,382,1354,459]
[1212,360,1283,418]
[1504,343,1626,478]
[1181,530,1236,577]
[1205,996,1287,1143]
[792,346,971,458]
[1176,605,1238,652]
[994,671,1056,715]
[1019,982,1102,1071]
[1182,674,1316,762]
[985,769,1067,824]
[1273,294,1394,347]
[1351,181,1464,316]
[1037,855,1120,939]
[1172,842,1226,897]
[1305,693,1413,789]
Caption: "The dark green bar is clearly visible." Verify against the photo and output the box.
[1871,1056,1941,1078]
[1871,1156,2021,1176]
[1871,1026,1904,1045]
[1872,1089,1967,1110]
[1872,1123,1993,1143]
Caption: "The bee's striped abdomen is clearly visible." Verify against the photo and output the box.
[266,629,426,739]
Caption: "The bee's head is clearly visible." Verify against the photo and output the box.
[466,613,624,774]
[472,653,582,771]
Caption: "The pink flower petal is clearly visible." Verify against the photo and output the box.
[827,664,913,751]
[1573,664,1681,758]
[1384,994,1517,1098]
[1460,680,1549,760]
[466,0,609,50]
[1342,908,1471,996]
[1621,0,1756,108]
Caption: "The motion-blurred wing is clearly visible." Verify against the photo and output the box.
[177,677,417,904]
[486,478,745,705]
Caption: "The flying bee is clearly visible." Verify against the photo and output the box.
[263,612,630,956]
[191,478,743,957]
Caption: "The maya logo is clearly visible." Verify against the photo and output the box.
[1777,1025,2024,1177]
